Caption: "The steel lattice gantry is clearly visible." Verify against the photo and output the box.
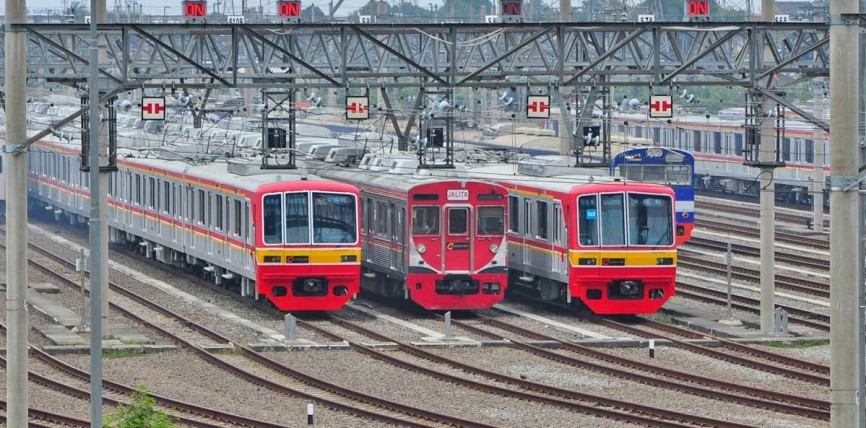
[0,21,832,92]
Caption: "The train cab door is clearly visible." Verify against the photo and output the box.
[551,203,566,276]
[390,203,405,272]
[444,206,471,272]
[522,199,532,268]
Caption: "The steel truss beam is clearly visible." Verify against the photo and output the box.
[0,21,834,91]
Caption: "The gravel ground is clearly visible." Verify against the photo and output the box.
[426,346,827,428]
[0,368,95,423]
[60,352,381,427]
[263,349,629,427]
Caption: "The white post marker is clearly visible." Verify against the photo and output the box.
[444,311,452,338]
[649,339,655,358]
[307,403,314,425]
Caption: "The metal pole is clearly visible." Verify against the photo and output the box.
[811,0,825,234]
[725,242,733,320]
[758,0,776,334]
[89,0,105,424]
[829,0,865,420]
[5,0,29,424]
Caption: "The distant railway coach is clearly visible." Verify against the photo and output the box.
[612,147,695,244]
[467,161,679,315]
[28,139,361,312]
[317,155,509,310]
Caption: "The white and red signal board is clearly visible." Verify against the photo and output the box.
[142,97,166,120]
[526,95,550,119]
[649,95,673,119]
[346,96,369,120]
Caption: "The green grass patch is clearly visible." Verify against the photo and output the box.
[762,339,829,349]
[104,348,144,359]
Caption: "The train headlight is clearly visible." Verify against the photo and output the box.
[417,244,427,254]
[489,244,499,253]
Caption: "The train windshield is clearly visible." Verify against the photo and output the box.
[628,194,673,246]
[262,192,357,245]
[412,206,440,235]
[615,164,692,186]
[312,193,357,244]
[477,206,505,235]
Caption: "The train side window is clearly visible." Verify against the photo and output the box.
[186,187,193,221]
[577,195,599,246]
[734,133,744,157]
[448,207,469,236]
[477,206,504,235]
[215,194,224,231]
[162,181,170,214]
[535,200,548,240]
[376,201,388,236]
[600,193,626,246]
[197,189,205,224]
[244,202,250,243]
[233,200,242,236]
[508,195,519,233]
[553,204,563,245]
[285,192,310,244]
[108,173,114,197]
[263,194,283,244]
[134,174,142,205]
[713,134,722,154]
[693,130,702,153]
[805,139,815,164]
[0,153,3,173]
[148,177,155,209]
[783,138,792,162]
[412,206,440,235]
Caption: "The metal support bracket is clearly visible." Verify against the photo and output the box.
[4,144,23,154]
[828,175,866,192]
[832,14,863,25]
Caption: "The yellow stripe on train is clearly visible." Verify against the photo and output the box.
[568,250,677,267]
[256,248,362,264]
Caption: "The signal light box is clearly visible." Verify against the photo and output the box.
[685,0,709,21]
[278,0,302,22]
[183,0,207,22]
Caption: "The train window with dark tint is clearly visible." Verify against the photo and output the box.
[233,200,242,236]
[244,202,250,242]
[477,206,504,235]
[313,193,357,244]
[713,133,722,154]
[413,194,439,201]
[693,130,702,152]
[578,195,598,246]
[652,127,660,143]
[805,139,815,164]
[148,177,155,209]
[553,204,563,245]
[134,174,142,205]
[412,206,439,235]
[376,202,388,235]
[783,138,793,162]
[628,193,673,246]
[263,194,283,244]
[448,208,469,235]
[536,201,548,240]
[508,195,519,232]
[734,133,744,156]
[215,194,224,230]
[162,181,170,214]
[477,193,503,201]
[285,192,310,244]
[197,189,205,224]
[600,194,625,246]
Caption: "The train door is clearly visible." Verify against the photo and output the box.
[389,203,402,271]
[363,196,374,263]
[552,203,566,276]
[444,205,471,272]
[522,199,531,268]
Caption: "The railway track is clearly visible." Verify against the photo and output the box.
[686,237,830,271]
[309,312,752,428]
[447,312,829,421]
[0,400,91,427]
[7,232,484,428]
[678,253,830,299]
[674,282,830,331]
[696,198,830,229]
[592,318,830,385]
[696,219,829,250]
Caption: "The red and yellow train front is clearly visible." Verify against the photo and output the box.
[407,181,508,310]
[568,184,678,315]
[254,182,361,311]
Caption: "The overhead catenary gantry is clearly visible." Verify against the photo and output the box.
[1,21,834,94]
